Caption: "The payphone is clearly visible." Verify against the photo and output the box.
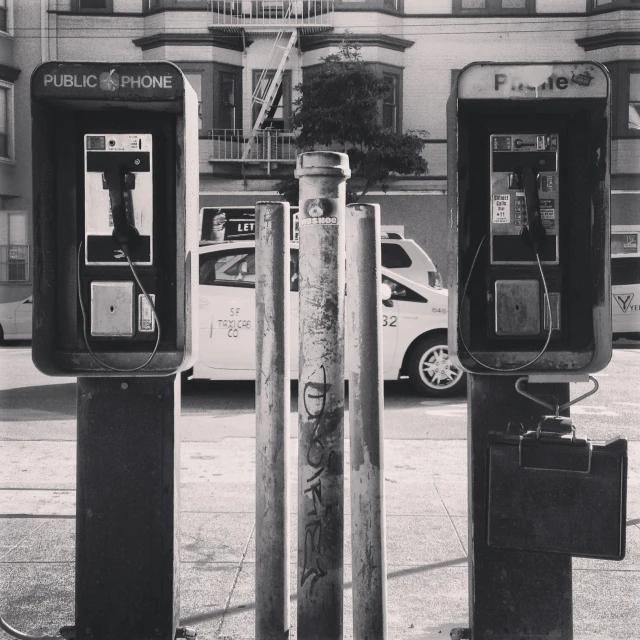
[448,62,611,374]
[31,62,198,375]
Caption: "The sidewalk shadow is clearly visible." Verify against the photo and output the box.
[0,382,76,420]
[181,556,467,625]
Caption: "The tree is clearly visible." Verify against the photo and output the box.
[276,40,428,204]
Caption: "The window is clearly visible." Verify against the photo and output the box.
[453,0,534,14]
[0,82,14,160]
[607,61,640,137]
[381,243,412,269]
[184,72,203,131]
[0,1,7,33]
[220,72,237,130]
[146,0,208,7]
[199,250,256,287]
[589,0,640,11]
[382,74,399,132]
[252,70,292,130]
[381,276,427,303]
[0,211,28,282]
[630,72,640,133]
[74,0,113,10]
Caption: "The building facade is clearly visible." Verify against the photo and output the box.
[2,0,638,303]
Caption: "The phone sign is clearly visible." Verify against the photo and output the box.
[492,194,511,224]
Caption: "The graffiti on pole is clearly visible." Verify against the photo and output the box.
[301,364,335,594]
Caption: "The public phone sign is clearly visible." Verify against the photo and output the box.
[458,62,609,99]
[31,62,184,100]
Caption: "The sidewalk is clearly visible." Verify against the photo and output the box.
[1,413,639,639]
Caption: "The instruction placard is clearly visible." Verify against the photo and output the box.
[492,194,511,224]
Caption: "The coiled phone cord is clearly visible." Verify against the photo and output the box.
[76,241,162,373]
[458,233,553,373]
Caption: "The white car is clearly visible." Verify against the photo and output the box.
[0,295,32,342]
[191,241,466,397]
[611,226,640,340]
[379,233,443,289]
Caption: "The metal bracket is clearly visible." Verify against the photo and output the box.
[515,375,599,417]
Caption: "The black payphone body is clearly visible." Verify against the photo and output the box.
[31,62,198,375]
[448,62,611,374]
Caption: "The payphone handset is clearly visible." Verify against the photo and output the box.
[84,133,153,266]
[489,133,559,266]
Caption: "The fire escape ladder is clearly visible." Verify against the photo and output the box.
[242,27,298,162]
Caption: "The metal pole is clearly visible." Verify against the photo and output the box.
[255,201,291,640]
[295,151,350,640]
[468,374,573,639]
[346,203,387,640]
[75,375,180,640]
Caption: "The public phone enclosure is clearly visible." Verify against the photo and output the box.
[448,62,611,375]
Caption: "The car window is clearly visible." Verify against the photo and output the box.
[381,244,412,269]
[611,257,640,287]
[199,250,257,287]
[382,275,427,303]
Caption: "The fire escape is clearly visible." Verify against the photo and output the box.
[208,0,334,174]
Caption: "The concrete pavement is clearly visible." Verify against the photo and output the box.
[1,409,639,639]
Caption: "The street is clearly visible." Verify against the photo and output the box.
[0,344,639,639]
[1,343,639,443]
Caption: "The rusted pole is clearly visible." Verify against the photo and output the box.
[345,203,387,640]
[255,201,291,640]
[296,152,351,640]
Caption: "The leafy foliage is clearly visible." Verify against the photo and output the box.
[276,40,427,203]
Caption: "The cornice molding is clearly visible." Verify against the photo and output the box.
[133,33,246,52]
[300,33,414,53]
[576,31,640,51]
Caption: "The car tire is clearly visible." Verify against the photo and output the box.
[0,324,4,345]
[407,334,466,398]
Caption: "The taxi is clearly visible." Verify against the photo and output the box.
[191,240,466,397]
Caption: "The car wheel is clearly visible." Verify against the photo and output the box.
[407,335,466,397]
[0,324,4,345]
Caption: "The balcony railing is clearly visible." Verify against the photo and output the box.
[209,129,297,168]
[209,0,334,29]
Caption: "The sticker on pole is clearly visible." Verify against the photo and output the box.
[299,198,339,228]
[492,194,511,224]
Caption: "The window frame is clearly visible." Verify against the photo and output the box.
[382,73,399,132]
[452,0,536,15]
[607,60,640,139]
[72,0,114,12]
[0,80,15,162]
[588,0,640,12]
[372,63,403,133]
[0,210,29,283]
[176,62,243,137]
[0,0,11,36]
[252,69,293,130]
[145,0,209,9]
[199,249,257,289]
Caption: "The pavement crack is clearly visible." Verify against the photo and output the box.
[433,481,467,556]
[0,520,49,561]
[216,520,255,637]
